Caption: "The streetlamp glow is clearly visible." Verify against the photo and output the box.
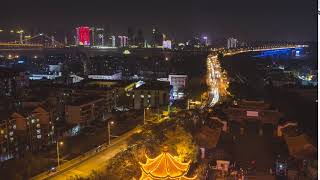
[144,107,150,124]
[107,121,115,145]
[56,140,63,167]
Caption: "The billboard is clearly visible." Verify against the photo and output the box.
[76,26,90,46]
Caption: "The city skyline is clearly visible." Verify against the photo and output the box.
[1,0,317,42]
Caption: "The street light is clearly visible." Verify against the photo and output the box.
[107,121,114,145]
[56,141,63,167]
[144,107,150,125]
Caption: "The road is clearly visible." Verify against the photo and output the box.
[205,45,301,107]
[30,128,140,180]
[206,54,229,107]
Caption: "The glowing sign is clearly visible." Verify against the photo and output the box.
[246,111,259,117]
[76,26,90,46]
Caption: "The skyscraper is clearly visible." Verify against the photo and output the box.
[76,26,91,46]
[90,27,95,45]
[118,36,128,47]
[227,37,237,49]
[111,36,116,47]
[95,28,105,46]
[152,27,163,48]
[136,29,144,48]
[127,27,135,46]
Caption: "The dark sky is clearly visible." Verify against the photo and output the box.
[0,0,317,42]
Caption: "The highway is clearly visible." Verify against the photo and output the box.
[206,54,220,106]
[206,54,229,107]
[30,128,140,180]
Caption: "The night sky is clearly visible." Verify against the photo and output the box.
[1,0,317,42]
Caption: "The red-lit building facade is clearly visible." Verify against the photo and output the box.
[76,26,91,46]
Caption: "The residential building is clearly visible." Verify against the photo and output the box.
[65,96,106,125]
[168,75,187,100]
[0,67,29,97]
[132,81,170,109]
[0,115,18,162]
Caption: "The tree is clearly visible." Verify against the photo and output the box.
[164,125,197,162]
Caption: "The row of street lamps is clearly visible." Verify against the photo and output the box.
[54,107,159,169]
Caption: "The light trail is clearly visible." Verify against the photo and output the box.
[206,55,221,107]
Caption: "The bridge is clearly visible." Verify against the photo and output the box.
[206,45,307,107]
[252,47,304,58]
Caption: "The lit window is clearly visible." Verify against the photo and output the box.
[36,124,40,128]
[31,119,35,123]
[0,130,4,134]
[37,135,41,139]
[10,137,14,141]
[13,125,16,129]
[36,129,41,134]
[9,132,13,136]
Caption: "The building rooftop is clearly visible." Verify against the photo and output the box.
[0,67,23,78]
[135,81,171,91]
[67,95,105,106]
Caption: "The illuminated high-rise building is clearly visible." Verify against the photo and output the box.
[96,28,105,46]
[111,35,116,47]
[123,36,128,47]
[76,26,91,46]
[118,36,128,47]
[90,27,105,46]
[163,40,172,49]
[227,37,237,49]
